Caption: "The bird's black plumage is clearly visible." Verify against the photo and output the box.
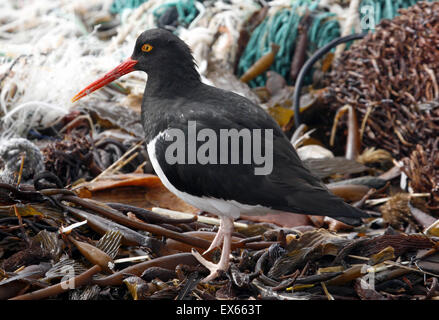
[72,28,369,281]
[134,28,368,225]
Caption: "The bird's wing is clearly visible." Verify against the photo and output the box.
[151,103,367,220]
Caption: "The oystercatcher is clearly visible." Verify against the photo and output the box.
[72,28,368,281]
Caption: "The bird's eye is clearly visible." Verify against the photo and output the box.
[141,44,153,52]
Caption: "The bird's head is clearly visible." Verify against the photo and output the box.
[72,28,200,102]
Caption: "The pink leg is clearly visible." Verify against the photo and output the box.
[203,218,225,255]
[192,216,234,282]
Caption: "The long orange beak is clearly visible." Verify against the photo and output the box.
[71,57,138,103]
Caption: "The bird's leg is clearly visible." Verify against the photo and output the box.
[192,216,234,282]
[202,218,225,256]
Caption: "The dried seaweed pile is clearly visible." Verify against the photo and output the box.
[326,1,439,157]
[324,1,439,206]
[41,129,146,186]
[0,106,438,300]
[1,179,439,301]
[401,142,439,209]
[0,103,438,301]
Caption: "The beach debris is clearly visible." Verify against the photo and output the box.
[0,0,437,301]
[0,138,44,184]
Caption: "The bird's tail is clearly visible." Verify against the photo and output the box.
[330,201,369,226]
[334,215,365,226]
[284,188,370,226]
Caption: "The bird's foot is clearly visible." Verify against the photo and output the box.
[191,248,229,283]
[192,216,234,282]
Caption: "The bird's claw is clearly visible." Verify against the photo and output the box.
[191,248,227,282]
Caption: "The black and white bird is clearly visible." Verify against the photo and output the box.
[72,28,368,281]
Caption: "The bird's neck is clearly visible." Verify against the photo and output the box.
[141,67,202,144]
[145,67,201,97]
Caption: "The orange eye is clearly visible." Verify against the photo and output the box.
[141,44,153,52]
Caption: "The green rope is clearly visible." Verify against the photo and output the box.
[110,0,199,27]
[237,0,340,87]
[110,0,149,14]
[153,0,199,26]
